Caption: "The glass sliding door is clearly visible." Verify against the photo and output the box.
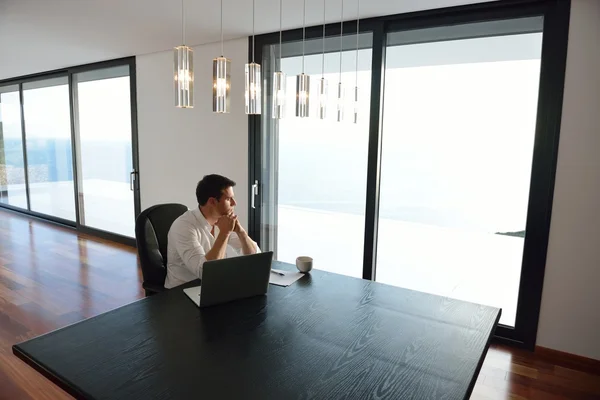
[376,18,544,327]
[259,33,373,278]
[0,58,139,244]
[0,85,27,209]
[73,66,136,237]
[23,77,76,221]
[251,1,570,347]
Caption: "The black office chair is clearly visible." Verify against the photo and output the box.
[135,203,188,296]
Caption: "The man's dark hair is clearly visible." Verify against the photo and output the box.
[196,174,236,206]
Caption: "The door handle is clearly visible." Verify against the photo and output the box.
[251,180,259,209]
[130,171,136,191]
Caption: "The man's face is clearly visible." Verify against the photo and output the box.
[216,186,237,216]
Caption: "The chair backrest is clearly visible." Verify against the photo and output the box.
[135,203,188,288]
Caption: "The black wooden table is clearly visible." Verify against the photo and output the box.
[13,261,500,400]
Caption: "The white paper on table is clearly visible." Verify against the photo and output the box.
[269,269,304,287]
[183,286,202,307]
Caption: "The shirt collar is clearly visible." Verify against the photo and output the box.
[192,207,212,230]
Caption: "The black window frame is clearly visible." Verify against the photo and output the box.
[249,0,569,349]
[0,57,140,246]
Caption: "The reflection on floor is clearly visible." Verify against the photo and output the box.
[278,206,522,326]
[0,209,598,399]
[0,209,141,399]
[0,179,134,237]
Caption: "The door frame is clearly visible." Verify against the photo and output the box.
[0,57,140,246]
[248,0,571,349]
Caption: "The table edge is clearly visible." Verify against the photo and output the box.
[12,344,91,400]
[463,308,502,400]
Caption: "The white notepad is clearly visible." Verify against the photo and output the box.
[183,286,202,306]
[269,269,304,287]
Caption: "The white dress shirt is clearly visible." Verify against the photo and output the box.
[164,207,259,289]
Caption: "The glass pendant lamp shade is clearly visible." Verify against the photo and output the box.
[213,0,230,114]
[336,82,345,121]
[245,62,261,115]
[296,73,310,118]
[272,71,287,119]
[337,0,344,122]
[213,56,231,113]
[174,0,193,108]
[174,47,194,108]
[273,0,286,119]
[353,86,359,123]
[318,0,327,120]
[296,0,309,118]
[318,78,328,119]
[246,0,262,115]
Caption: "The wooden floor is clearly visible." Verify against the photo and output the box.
[0,209,598,400]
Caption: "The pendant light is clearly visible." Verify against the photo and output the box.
[174,0,194,108]
[295,0,310,118]
[336,0,345,122]
[317,0,328,119]
[272,0,286,119]
[245,0,261,114]
[353,0,360,123]
[213,0,231,113]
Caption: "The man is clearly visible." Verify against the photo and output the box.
[164,174,259,289]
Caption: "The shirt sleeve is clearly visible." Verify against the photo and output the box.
[171,220,207,279]
[228,232,261,255]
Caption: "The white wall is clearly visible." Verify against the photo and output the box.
[136,38,249,227]
[537,0,600,360]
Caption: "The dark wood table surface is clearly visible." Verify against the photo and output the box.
[13,261,500,400]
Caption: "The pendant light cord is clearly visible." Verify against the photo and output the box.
[181,0,185,44]
[220,0,224,56]
[279,0,282,68]
[339,0,343,83]
[252,0,255,62]
[321,0,326,79]
[355,0,359,88]
[302,0,306,74]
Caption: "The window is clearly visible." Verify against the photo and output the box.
[250,1,570,347]
[0,85,27,209]
[73,66,135,237]
[258,33,372,278]
[23,77,76,221]
[377,19,543,327]
[0,59,139,244]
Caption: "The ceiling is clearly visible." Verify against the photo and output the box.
[0,0,496,81]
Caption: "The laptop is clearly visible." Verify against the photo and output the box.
[183,251,273,308]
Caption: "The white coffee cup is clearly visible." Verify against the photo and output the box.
[296,256,313,273]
